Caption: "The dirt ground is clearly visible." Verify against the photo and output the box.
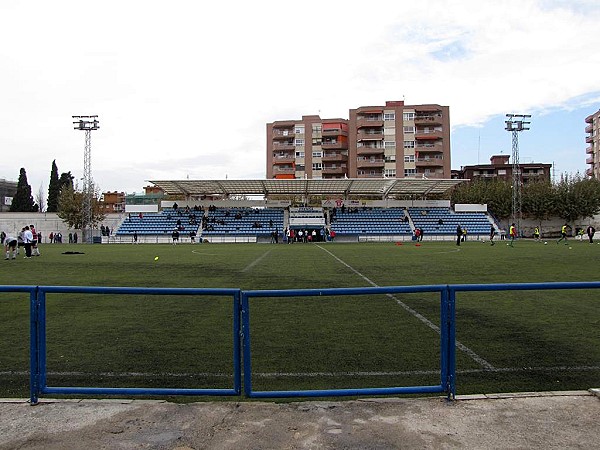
[1,390,599,449]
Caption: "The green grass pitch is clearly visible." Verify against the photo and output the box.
[0,238,599,399]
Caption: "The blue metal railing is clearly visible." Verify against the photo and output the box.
[17,286,241,404]
[242,285,454,399]
[1,281,599,404]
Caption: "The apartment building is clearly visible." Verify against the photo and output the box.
[267,100,451,180]
[585,109,600,178]
[456,155,551,183]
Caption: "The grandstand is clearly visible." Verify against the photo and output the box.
[408,207,495,238]
[107,178,497,243]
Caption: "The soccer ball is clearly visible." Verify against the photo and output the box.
[154,256,159,261]
[544,242,547,245]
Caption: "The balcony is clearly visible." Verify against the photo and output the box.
[322,166,347,175]
[414,115,442,126]
[416,142,444,152]
[586,136,594,144]
[272,129,295,140]
[356,158,385,169]
[586,156,595,164]
[586,146,594,154]
[272,154,295,164]
[416,157,444,167]
[356,172,384,179]
[322,141,347,150]
[356,147,384,156]
[586,115,594,124]
[586,124,593,133]
[272,142,295,150]
[586,168,594,177]
[322,153,348,162]
[356,118,383,128]
[272,166,295,174]
[357,131,384,141]
[415,131,443,140]
[322,129,348,137]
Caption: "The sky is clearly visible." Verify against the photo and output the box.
[1,0,600,200]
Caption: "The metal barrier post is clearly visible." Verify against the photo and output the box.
[29,287,40,405]
[440,286,449,398]
[241,292,252,397]
[447,287,456,400]
[233,290,242,395]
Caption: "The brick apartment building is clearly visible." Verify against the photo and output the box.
[585,109,600,178]
[454,154,552,183]
[267,100,451,180]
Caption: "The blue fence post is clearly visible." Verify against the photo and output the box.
[440,286,449,398]
[447,286,456,400]
[29,287,40,405]
[241,291,252,397]
[233,290,242,395]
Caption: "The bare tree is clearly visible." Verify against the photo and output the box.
[36,182,46,213]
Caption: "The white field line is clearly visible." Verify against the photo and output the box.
[2,366,599,378]
[242,249,272,272]
[316,244,496,371]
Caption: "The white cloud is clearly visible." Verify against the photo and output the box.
[0,0,599,195]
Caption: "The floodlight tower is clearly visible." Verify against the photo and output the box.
[505,114,531,234]
[72,115,99,243]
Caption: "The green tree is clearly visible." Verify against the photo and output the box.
[59,171,74,190]
[451,179,512,219]
[553,173,600,224]
[46,160,60,212]
[522,180,555,225]
[9,168,38,212]
[57,184,106,230]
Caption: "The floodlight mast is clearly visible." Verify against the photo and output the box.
[72,115,99,243]
[505,114,531,234]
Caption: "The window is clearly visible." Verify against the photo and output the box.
[312,163,323,171]
[403,126,415,133]
[404,155,415,163]
[385,155,396,162]
[312,138,322,146]
[312,151,322,158]
[295,151,305,158]
[296,165,305,171]
[404,141,415,148]
[295,139,304,146]
[404,168,416,176]
[498,169,506,175]
[295,126,305,134]
[312,125,322,133]
[384,113,395,121]
[384,141,396,149]
[403,112,415,121]
[384,169,396,178]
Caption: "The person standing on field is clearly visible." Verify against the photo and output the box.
[23,225,33,258]
[509,223,517,247]
[586,225,595,244]
[489,225,496,246]
[456,224,462,246]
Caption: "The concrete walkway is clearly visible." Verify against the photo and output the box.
[1,390,599,449]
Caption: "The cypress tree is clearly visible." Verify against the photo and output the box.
[47,160,60,212]
[10,168,38,212]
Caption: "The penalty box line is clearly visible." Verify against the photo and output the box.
[316,244,495,371]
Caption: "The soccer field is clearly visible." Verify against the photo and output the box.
[1,239,599,399]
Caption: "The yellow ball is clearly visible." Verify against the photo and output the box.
[154,256,159,261]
